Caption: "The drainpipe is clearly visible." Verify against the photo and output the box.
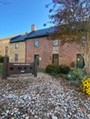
[25,40,27,63]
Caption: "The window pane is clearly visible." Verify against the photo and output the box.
[53,40,59,46]
[34,40,39,47]
[15,44,18,49]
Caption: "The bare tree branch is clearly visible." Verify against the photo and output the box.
[48,0,90,72]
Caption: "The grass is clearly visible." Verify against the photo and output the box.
[37,68,45,73]
[0,63,3,74]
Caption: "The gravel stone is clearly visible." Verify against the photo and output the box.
[0,73,90,119]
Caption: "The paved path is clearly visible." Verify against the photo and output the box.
[0,73,90,119]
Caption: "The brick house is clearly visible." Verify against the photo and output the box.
[25,25,82,68]
[9,25,87,68]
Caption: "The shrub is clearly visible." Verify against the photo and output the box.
[45,64,60,74]
[59,65,70,74]
[81,77,90,96]
[67,68,85,81]
[0,56,4,63]
[0,64,3,74]
[38,68,45,73]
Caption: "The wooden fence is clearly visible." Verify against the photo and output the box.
[2,56,37,79]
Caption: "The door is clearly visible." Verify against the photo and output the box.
[34,54,39,66]
[76,54,85,69]
[52,54,59,65]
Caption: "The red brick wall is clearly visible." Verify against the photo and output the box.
[26,37,52,68]
[59,43,81,66]
[26,37,81,68]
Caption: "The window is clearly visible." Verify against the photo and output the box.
[15,43,18,49]
[15,54,18,61]
[53,40,59,46]
[34,40,39,47]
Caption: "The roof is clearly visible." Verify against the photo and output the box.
[10,34,27,43]
[26,27,55,39]
[10,27,55,43]
[0,37,11,41]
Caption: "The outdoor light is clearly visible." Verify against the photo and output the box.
[39,57,41,60]
[77,58,80,61]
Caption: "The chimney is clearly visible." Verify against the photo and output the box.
[31,24,37,31]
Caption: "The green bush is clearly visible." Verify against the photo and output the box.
[45,64,60,74]
[59,65,70,74]
[67,68,85,81]
[0,56,4,63]
[45,64,70,76]
[0,64,3,74]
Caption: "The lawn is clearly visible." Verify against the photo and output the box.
[0,63,3,74]
[38,68,45,73]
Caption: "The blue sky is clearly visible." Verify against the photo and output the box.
[0,0,52,38]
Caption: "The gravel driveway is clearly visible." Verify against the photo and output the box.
[0,73,90,119]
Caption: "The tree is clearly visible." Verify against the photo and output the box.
[48,0,90,73]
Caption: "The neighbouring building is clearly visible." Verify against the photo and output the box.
[0,37,10,56]
[9,35,27,63]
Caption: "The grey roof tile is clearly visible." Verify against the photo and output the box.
[26,27,55,39]
[10,27,55,43]
[10,34,27,43]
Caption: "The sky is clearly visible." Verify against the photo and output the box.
[0,0,52,38]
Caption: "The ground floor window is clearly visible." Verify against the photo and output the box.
[52,54,59,65]
[15,54,18,62]
[34,54,39,65]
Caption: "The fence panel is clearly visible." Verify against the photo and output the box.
[8,63,34,74]
[2,56,37,79]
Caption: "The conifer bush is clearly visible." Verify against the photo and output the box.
[59,64,70,74]
[0,56,4,63]
[45,64,60,74]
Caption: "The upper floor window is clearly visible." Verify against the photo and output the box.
[34,40,39,47]
[5,46,8,56]
[15,43,18,49]
[53,40,59,46]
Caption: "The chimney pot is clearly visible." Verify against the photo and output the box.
[31,24,37,31]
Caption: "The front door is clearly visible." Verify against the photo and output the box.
[76,54,85,69]
[34,54,39,66]
[52,54,59,65]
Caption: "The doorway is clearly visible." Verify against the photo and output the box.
[34,54,39,66]
[76,54,85,69]
[52,54,59,65]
